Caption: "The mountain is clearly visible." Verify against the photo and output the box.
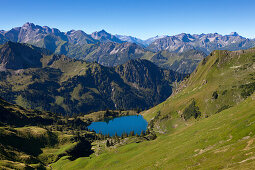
[148,32,255,54]
[142,49,207,74]
[115,34,145,47]
[0,23,99,58]
[0,41,50,70]
[91,30,123,43]
[0,23,150,68]
[0,42,183,114]
[83,42,147,67]
[66,30,98,45]
[53,47,255,169]
[116,35,167,47]
[144,35,167,46]
[115,59,183,103]
[1,23,254,75]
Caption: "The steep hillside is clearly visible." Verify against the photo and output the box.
[144,48,255,121]
[0,41,50,70]
[142,49,207,74]
[51,47,255,169]
[83,42,147,66]
[52,95,255,169]
[115,59,184,105]
[0,42,183,115]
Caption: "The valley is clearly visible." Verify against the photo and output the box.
[0,41,183,114]
[52,47,255,169]
[0,21,255,170]
[0,41,254,169]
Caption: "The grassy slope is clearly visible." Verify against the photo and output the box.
[52,48,255,169]
[141,50,206,74]
[0,96,146,169]
[0,126,78,169]
[143,49,255,121]
[52,94,255,169]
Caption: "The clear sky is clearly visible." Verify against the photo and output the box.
[1,0,255,40]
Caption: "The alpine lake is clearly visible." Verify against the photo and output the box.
[88,115,148,136]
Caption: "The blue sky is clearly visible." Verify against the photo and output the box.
[1,0,255,40]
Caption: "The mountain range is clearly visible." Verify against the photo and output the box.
[0,41,183,114]
[148,32,255,54]
[1,22,254,74]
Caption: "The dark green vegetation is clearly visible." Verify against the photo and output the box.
[0,42,183,115]
[50,47,255,169]
[182,100,201,120]
[0,97,92,169]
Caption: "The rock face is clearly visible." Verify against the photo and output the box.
[66,30,97,45]
[0,23,146,66]
[115,59,183,103]
[0,42,184,115]
[148,33,255,54]
[83,42,146,66]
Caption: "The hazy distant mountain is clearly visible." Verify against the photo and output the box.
[148,32,255,54]
[116,35,167,47]
[115,35,145,46]
[144,35,167,46]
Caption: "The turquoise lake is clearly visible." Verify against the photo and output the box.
[88,115,148,136]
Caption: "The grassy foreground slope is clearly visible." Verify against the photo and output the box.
[52,48,255,169]
[52,94,255,169]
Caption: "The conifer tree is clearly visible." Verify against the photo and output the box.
[130,130,135,136]
[106,140,110,147]
[141,130,145,137]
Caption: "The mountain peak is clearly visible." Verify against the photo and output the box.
[91,30,122,43]
[99,29,107,33]
[94,29,110,36]
[22,22,36,28]
[229,32,239,36]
